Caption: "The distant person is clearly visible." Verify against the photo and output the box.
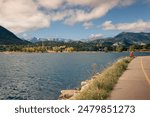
[130,51,134,58]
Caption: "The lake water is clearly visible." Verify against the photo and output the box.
[0,52,150,100]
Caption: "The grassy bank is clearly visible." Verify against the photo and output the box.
[70,57,132,100]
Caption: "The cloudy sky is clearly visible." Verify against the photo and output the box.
[0,0,150,40]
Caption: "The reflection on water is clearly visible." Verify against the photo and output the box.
[0,52,150,100]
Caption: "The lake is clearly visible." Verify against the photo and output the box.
[0,52,150,100]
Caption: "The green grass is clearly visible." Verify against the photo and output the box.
[71,57,132,100]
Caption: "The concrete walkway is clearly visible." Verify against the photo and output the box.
[109,56,150,100]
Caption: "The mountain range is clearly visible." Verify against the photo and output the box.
[29,37,73,43]
[0,25,150,46]
[30,32,150,47]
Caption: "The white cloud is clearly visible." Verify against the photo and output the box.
[83,22,94,29]
[102,20,150,32]
[64,0,135,25]
[89,34,104,40]
[0,0,50,33]
[0,0,135,33]
[49,10,74,22]
[37,0,64,9]
[101,21,115,30]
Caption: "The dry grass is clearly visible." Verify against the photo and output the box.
[71,57,132,100]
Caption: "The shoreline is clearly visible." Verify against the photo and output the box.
[0,51,112,54]
[1,51,150,54]
[59,57,133,100]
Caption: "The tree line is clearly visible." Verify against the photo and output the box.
[0,41,150,52]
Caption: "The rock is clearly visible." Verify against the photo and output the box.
[59,90,79,100]
[81,80,89,87]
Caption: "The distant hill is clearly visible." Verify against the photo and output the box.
[113,32,150,46]
[88,32,150,46]
[0,26,30,45]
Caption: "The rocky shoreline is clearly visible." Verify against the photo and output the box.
[59,73,100,100]
[59,57,132,100]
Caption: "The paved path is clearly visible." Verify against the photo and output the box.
[109,56,150,100]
